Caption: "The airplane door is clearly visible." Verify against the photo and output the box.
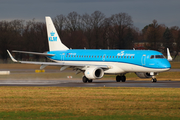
[102,54,106,61]
[141,54,146,66]
[61,53,65,61]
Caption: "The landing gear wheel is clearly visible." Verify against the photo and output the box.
[152,78,157,83]
[116,76,121,82]
[88,79,93,83]
[122,76,126,82]
[82,76,88,83]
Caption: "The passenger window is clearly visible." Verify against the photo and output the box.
[118,56,120,58]
[130,56,131,58]
[121,56,123,58]
[127,56,128,58]
[107,56,108,58]
[124,56,126,58]
[110,56,111,58]
[133,56,134,58]
[89,56,90,58]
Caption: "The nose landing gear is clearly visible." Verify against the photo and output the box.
[152,76,157,82]
[151,72,157,82]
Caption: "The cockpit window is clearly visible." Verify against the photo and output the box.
[150,55,165,59]
[150,55,154,59]
[155,55,165,59]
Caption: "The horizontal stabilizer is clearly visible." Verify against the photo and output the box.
[12,50,55,56]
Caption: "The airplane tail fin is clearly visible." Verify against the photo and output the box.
[45,16,69,51]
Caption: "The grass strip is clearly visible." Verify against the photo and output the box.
[0,87,180,119]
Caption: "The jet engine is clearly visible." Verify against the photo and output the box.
[135,72,152,78]
[84,67,104,79]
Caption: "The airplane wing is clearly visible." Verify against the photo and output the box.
[7,50,109,70]
[12,50,55,56]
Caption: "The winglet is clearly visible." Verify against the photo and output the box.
[167,48,172,61]
[7,50,18,62]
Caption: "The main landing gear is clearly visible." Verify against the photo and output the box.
[82,76,93,83]
[116,75,126,82]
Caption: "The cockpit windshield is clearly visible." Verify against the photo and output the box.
[150,55,165,59]
[150,55,154,59]
[155,55,165,59]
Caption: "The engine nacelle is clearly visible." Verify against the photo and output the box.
[84,67,104,79]
[135,72,152,78]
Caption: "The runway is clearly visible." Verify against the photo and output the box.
[0,79,180,88]
[0,68,179,88]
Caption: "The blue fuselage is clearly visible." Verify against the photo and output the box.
[47,49,171,70]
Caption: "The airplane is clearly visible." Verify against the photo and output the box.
[7,16,172,83]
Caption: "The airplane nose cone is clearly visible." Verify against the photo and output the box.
[164,61,171,68]
[160,60,171,71]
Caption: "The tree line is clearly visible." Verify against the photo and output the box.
[0,11,180,62]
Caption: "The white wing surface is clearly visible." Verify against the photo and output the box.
[7,50,109,69]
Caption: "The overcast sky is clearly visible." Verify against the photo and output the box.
[0,0,179,30]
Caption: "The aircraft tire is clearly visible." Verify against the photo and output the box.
[82,76,88,83]
[88,79,93,83]
[122,76,126,82]
[116,76,121,82]
[152,78,157,83]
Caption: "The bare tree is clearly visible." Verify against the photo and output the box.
[170,26,180,60]
[90,11,105,49]
[82,13,93,48]
[65,11,82,31]
[64,12,86,48]
[53,14,66,37]
[144,20,161,50]
[110,12,133,49]
[0,20,25,62]
[101,18,111,49]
